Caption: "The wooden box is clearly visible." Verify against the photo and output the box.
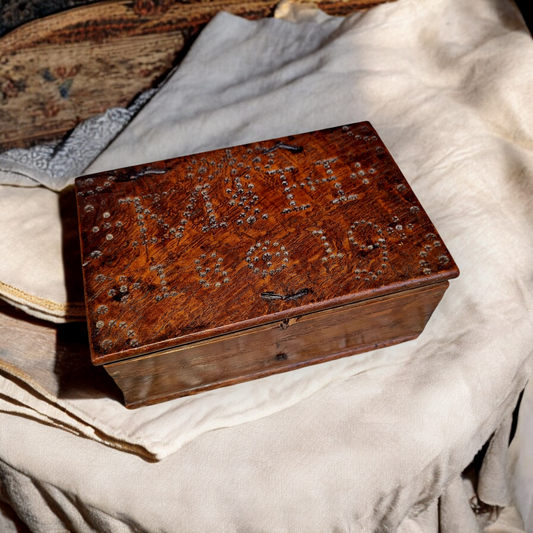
[75,122,459,408]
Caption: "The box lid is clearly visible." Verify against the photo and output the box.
[75,122,459,365]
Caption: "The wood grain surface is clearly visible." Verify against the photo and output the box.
[0,303,116,401]
[107,282,448,407]
[75,122,459,369]
[0,0,396,151]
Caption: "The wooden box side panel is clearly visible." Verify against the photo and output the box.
[106,282,449,408]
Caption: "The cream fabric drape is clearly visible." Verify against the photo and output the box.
[1,0,532,530]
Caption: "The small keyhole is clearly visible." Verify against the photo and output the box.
[275,353,288,361]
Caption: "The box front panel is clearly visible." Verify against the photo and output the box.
[106,282,448,408]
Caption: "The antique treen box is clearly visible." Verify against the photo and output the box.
[75,122,459,408]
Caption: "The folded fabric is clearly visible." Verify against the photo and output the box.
[0,90,156,322]
[0,89,155,191]
[0,186,86,321]
[0,1,532,531]
[0,298,433,460]
[0,342,527,532]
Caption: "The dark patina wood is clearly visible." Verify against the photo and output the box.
[75,122,459,407]
[107,283,448,407]
[0,0,396,151]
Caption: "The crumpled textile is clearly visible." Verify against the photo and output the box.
[0,89,155,191]
[0,0,532,531]
[0,91,155,322]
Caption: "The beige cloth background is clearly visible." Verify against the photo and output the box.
[1,0,533,530]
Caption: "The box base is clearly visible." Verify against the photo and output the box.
[105,281,449,408]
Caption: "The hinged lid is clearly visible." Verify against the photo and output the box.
[75,122,459,365]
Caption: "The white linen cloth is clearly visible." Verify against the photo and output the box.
[1,0,533,530]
